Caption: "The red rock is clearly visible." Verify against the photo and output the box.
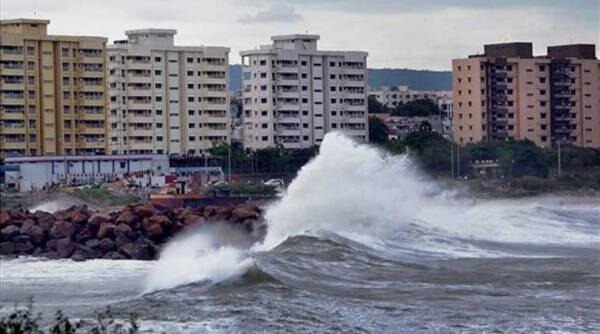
[70,250,87,262]
[215,207,233,220]
[89,213,112,226]
[183,214,203,226]
[49,221,75,239]
[97,223,117,239]
[14,238,34,253]
[115,223,134,238]
[142,221,163,239]
[70,208,90,225]
[84,239,99,249]
[74,226,94,243]
[52,209,71,222]
[56,237,74,258]
[21,224,45,245]
[46,238,58,251]
[148,214,171,227]
[0,241,15,255]
[19,219,36,234]
[103,251,126,260]
[134,204,156,218]
[0,211,12,227]
[119,241,154,260]
[116,210,138,226]
[36,214,56,232]
[1,225,20,240]
[203,206,218,218]
[231,205,259,221]
[114,234,132,249]
[97,238,115,253]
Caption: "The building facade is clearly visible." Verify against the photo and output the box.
[369,85,452,116]
[240,34,368,150]
[107,29,230,155]
[0,19,108,157]
[453,42,599,148]
[1,154,169,192]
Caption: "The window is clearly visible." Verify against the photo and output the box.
[156,96,162,102]
[155,70,162,75]
[187,71,194,76]
[155,83,162,89]
[154,56,161,62]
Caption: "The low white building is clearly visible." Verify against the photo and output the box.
[369,85,452,114]
[1,154,169,192]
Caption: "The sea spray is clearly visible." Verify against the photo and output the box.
[144,224,257,292]
[144,132,599,291]
[260,132,431,249]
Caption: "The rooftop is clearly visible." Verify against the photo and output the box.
[271,34,320,41]
[0,18,50,25]
[125,28,177,36]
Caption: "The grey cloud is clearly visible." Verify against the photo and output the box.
[239,3,301,23]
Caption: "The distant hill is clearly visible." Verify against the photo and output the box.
[229,64,242,93]
[368,68,452,91]
[229,65,452,92]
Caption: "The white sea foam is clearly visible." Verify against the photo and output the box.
[142,132,599,291]
[144,224,255,292]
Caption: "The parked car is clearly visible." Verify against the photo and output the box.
[263,179,285,187]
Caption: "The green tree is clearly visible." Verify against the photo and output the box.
[368,95,387,114]
[368,116,390,144]
[391,99,441,117]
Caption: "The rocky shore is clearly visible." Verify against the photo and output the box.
[0,203,262,261]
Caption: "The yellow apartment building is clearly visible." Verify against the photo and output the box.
[0,18,108,157]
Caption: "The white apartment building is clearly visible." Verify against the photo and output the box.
[107,29,230,156]
[240,34,368,150]
[369,85,453,117]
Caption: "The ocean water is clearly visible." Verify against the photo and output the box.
[1,133,599,333]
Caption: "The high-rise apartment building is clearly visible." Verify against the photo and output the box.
[453,42,599,148]
[0,19,108,157]
[107,29,229,155]
[240,34,368,150]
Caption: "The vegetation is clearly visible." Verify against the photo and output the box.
[378,126,600,194]
[71,186,141,207]
[367,95,387,114]
[206,143,318,176]
[368,116,390,144]
[0,302,138,334]
[390,99,442,117]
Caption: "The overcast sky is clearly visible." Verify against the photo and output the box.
[2,0,599,70]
